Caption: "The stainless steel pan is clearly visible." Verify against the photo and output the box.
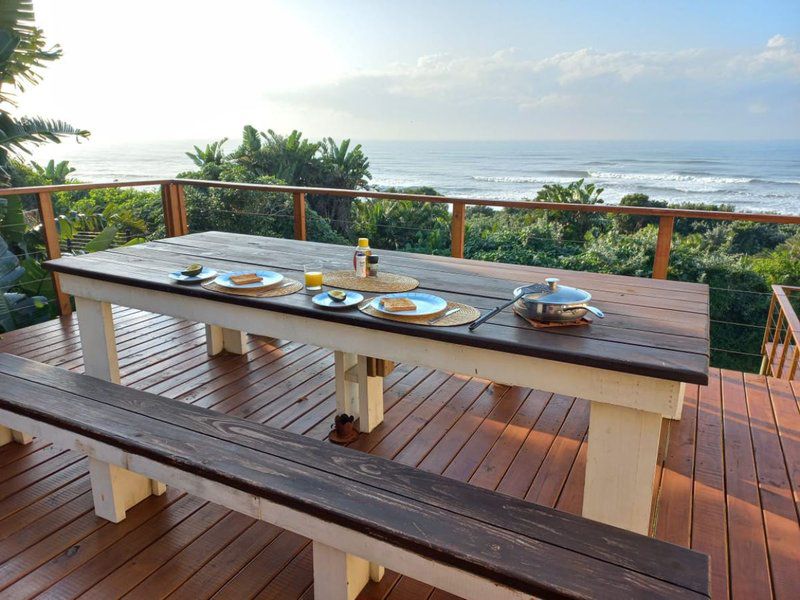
[514,278,604,322]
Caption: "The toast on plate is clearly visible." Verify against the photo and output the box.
[230,273,262,285]
[380,297,417,312]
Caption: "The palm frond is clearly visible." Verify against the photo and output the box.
[0,113,90,157]
[0,1,60,105]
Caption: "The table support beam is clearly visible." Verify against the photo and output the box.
[335,353,384,433]
[582,402,664,534]
[0,426,32,446]
[205,325,247,356]
[76,295,167,515]
[75,297,120,384]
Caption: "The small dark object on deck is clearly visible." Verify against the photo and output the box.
[329,413,359,444]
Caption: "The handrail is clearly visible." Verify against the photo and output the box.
[3,178,800,223]
[0,179,173,196]
[760,285,800,380]
[2,177,799,318]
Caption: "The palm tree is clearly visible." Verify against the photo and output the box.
[31,158,75,184]
[311,137,371,232]
[185,138,228,179]
[0,0,89,184]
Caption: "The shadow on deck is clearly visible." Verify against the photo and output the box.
[0,309,798,599]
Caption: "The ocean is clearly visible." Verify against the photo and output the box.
[34,139,800,214]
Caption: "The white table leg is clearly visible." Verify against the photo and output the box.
[334,353,384,433]
[76,296,165,516]
[0,426,32,446]
[206,325,246,356]
[357,356,383,433]
[75,296,120,384]
[582,401,664,534]
[312,540,370,600]
[335,351,358,415]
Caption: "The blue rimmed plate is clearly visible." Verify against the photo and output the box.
[168,267,218,284]
[371,292,448,317]
[213,270,283,289]
[312,290,364,309]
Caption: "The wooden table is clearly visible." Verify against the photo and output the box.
[45,232,710,534]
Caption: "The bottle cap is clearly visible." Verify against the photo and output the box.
[367,255,379,263]
[357,238,369,247]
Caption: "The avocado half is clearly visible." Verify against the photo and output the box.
[181,263,203,277]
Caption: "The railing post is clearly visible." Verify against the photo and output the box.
[759,292,777,375]
[36,192,72,316]
[161,183,186,237]
[293,191,307,241]
[451,201,466,259]
[652,216,674,279]
[175,183,188,235]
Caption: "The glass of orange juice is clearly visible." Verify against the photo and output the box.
[304,262,324,290]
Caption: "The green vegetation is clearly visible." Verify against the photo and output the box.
[0,3,147,332]
[0,1,88,183]
[0,1,89,330]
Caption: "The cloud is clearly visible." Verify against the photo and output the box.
[266,36,800,139]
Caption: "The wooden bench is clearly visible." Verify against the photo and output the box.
[0,354,710,600]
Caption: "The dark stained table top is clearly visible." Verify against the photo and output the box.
[45,232,710,384]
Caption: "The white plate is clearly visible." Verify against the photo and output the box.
[371,292,448,317]
[214,270,283,289]
[169,267,217,284]
[312,290,364,309]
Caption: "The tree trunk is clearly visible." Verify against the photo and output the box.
[308,195,354,235]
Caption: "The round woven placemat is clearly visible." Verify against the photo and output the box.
[201,278,303,298]
[323,270,418,293]
[359,299,480,327]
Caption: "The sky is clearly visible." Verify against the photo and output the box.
[17,0,800,144]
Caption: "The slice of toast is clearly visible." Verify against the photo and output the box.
[229,273,262,285]
[380,297,417,312]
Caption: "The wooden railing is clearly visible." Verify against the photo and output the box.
[2,178,799,318]
[760,285,800,380]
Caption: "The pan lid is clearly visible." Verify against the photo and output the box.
[517,278,592,304]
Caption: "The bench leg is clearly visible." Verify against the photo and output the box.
[88,458,165,523]
[312,541,371,600]
[582,402,663,534]
[0,426,32,446]
[75,297,120,384]
[206,325,246,356]
[369,562,385,582]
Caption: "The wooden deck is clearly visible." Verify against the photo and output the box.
[0,309,797,599]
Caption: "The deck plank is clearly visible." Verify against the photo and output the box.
[0,311,791,598]
[721,369,772,599]
[743,374,800,599]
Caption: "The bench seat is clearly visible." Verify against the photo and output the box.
[0,353,710,599]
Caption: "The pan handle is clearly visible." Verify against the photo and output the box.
[585,305,605,318]
[469,296,519,331]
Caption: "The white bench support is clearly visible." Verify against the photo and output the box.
[88,458,166,523]
[205,325,247,356]
[0,425,32,446]
[335,352,384,433]
[313,541,371,600]
[0,406,533,600]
